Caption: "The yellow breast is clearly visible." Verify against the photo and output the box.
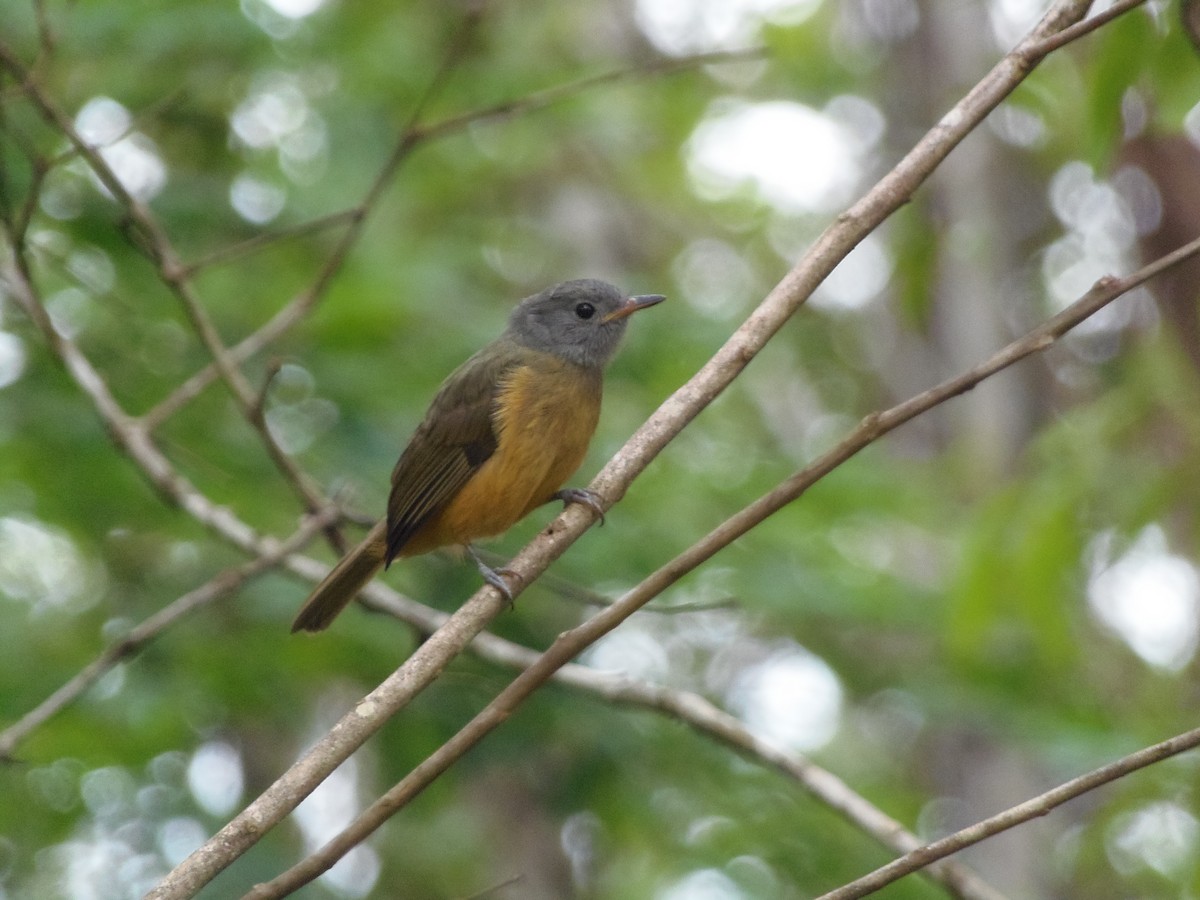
[403,355,602,553]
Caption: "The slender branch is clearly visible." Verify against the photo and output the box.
[0,512,336,761]
[175,209,359,278]
[149,4,1099,896]
[252,227,1200,897]
[1025,0,1146,56]
[33,0,56,58]
[416,47,765,143]
[334,581,1007,900]
[817,724,1200,899]
[470,546,736,613]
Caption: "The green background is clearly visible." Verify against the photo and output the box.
[2,1,1200,897]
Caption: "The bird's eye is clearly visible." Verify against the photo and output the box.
[574,302,595,320]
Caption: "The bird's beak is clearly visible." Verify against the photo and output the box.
[601,293,666,323]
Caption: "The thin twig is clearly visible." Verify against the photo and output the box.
[0,512,336,761]
[469,546,737,613]
[33,0,56,58]
[416,46,766,144]
[176,209,359,278]
[1026,0,1147,56]
[817,724,1200,899]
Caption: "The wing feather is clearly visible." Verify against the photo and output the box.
[385,344,520,562]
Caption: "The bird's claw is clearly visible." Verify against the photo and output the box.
[554,487,606,526]
[468,545,518,607]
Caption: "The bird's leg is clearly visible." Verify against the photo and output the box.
[467,545,517,606]
[553,487,606,526]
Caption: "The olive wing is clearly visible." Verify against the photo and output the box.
[384,346,518,563]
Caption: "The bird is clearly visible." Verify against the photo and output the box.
[292,278,665,632]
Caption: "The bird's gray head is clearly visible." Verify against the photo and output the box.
[506,279,665,370]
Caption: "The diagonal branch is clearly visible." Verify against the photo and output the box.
[1025,0,1146,55]
[147,3,1100,896]
[174,208,359,279]
[0,511,336,761]
[817,722,1200,899]
[334,583,1007,900]
[251,228,1200,898]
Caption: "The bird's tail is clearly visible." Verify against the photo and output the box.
[292,521,389,633]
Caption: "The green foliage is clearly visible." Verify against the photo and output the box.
[3,2,1200,898]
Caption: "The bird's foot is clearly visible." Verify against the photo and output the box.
[554,487,606,526]
[467,545,518,606]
